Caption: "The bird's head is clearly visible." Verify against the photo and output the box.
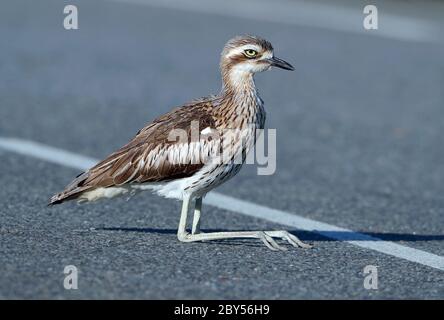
[220,35,294,84]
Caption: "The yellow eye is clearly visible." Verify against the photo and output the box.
[244,49,258,58]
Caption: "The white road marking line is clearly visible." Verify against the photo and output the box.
[1,136,443,271]
[0,138,97,169]
[107,0,443,43]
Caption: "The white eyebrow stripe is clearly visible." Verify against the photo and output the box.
[259,51,273,60]
[225,44,262,58]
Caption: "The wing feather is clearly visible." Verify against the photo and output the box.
[49,96,220,204]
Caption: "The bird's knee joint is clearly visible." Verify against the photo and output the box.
[177,232,191,242]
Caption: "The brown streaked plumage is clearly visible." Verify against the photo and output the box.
[50,97,218,204]
[50,35,311,251]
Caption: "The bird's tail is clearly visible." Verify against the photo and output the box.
[48,171,92,205]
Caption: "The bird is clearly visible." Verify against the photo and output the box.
[49,35,311,251]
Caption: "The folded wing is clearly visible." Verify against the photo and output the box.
[49,97,219,204]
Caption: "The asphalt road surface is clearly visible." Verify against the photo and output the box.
[1,0,443,299]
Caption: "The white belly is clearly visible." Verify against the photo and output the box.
[136,162,242,200]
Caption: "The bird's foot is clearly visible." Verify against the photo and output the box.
[264,230,312,249]
[177,230,311,251]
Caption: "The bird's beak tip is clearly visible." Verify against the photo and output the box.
[269,57,294,71]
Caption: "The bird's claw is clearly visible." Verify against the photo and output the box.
[258,232,287,251]
[263,230,312,250]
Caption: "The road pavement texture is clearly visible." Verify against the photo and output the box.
[0,0,443,298]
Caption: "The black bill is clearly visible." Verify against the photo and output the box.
[268,57,294,71]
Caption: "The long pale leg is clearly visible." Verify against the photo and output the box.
[191,197,202,235]
[177,194,191,241]
[177,197,311,251]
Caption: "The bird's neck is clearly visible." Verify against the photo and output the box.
[221,68,257,98]
[217,69,265,129]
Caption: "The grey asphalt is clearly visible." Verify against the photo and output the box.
[0,0,443,299]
